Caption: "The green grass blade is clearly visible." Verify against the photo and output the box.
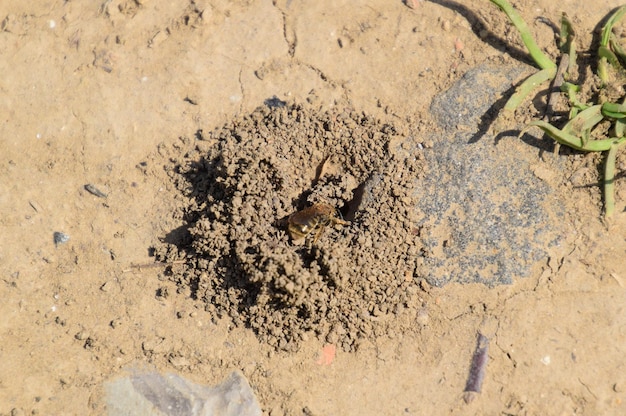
[615,95,626,137]
[562,105,604,137]
[604,141,620,217]
[560,13,577,77]
[597,46,624,86]
[489,0,556,70]
[615,119,626,137]
[610,33,626,68]
[602,102,626,119]
[600,5,626,47]
[598,5,626,83]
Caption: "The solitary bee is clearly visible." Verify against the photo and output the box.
[287,203,348,244]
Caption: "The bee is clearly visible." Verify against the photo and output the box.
[287,203,348,244]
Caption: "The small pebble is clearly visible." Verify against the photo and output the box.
[454,38,464,53]
[75,330,89,340]
[53,232,70,245]
[416,307,429,325]
[404,0,420,9]
[84,184,107,198]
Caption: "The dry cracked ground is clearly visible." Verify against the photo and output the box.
[1,0,626,415]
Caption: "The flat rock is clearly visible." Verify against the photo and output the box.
[421,63,564,286]
[105,370,262,416]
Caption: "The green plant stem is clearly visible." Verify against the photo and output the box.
[602,102,626,119]
[524,121,626,152]
[604,142,620,217]
[489,0,556,70]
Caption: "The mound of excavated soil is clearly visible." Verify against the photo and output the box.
[156,102,429,351]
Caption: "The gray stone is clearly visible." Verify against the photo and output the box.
[105,370,262,416]
[419,63,563,286]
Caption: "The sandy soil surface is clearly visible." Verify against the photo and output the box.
[2,0,626,415]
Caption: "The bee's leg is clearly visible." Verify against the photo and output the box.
[331,217,349,227]
[312,225,326,244]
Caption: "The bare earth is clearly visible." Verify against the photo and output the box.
[2,0,626,415]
